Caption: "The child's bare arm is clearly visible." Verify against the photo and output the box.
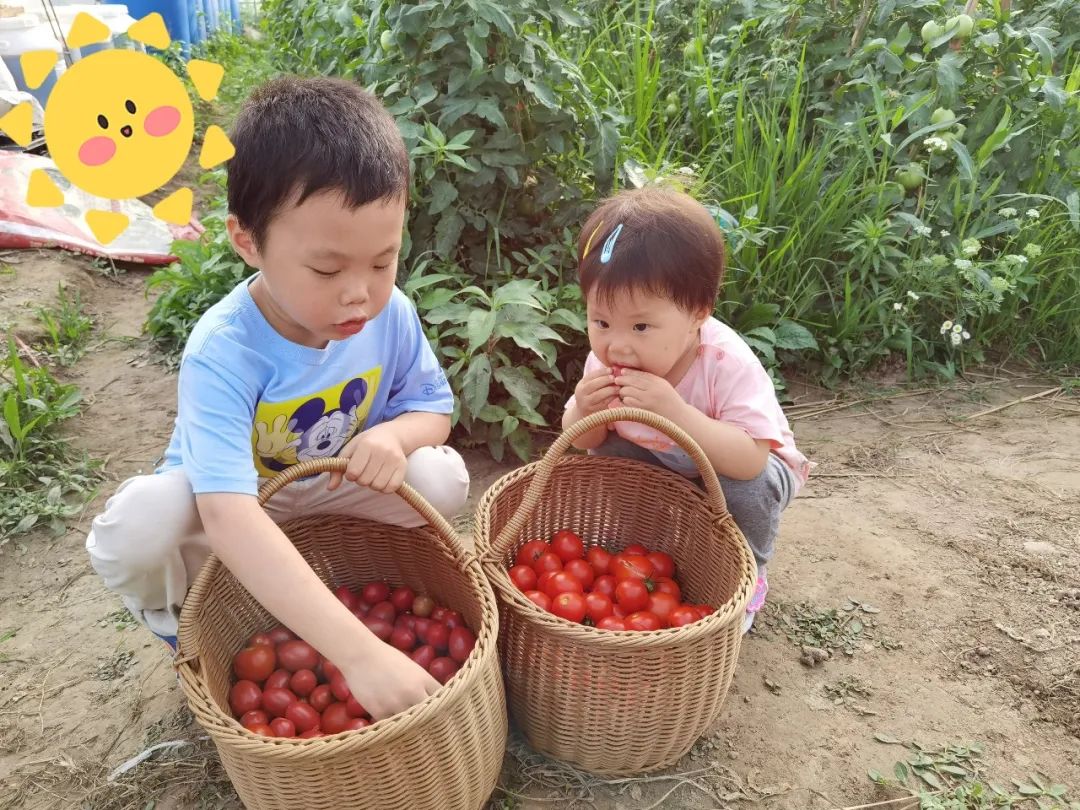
[563,369,619,450]
[196,493,440,719]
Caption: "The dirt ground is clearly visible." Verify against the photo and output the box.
[0,250,1077,810]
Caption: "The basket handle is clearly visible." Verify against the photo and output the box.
[257,457,472,564]
[487,407,727,561]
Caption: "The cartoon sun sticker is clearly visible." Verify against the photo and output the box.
[0,12,234,246]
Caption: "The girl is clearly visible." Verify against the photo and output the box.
[563,186,811,632]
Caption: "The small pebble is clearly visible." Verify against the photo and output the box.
[1033,629,1051,639]
[975,646,991,658]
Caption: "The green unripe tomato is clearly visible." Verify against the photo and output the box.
[683,40,698,60]
[930,107,956,126]
[921,20,943,42]
[380,30,395,50]
[895,164,925,192]
[947,13,974,39]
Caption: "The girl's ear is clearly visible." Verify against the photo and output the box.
[226,214,262,268]
[693,306,712,328]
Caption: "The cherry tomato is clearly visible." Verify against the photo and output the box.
[248,632,274,647]
[276,640,319,673]
[448,627,476,664]
[623,543,649,555]
[361,581,391,605]
[543,571,584,600]
[411,594,435,617]
[270,717,296,737]
[625,611,663,631]
[592,575,616,599]
[426,622,450,653]
[390,626,417,652]
[233,644,276,682]
[396,613,417,632]
[247,722,274,736]
[334,585,359,610]
[410,644,437,670]
[584,592,614,624]
[240,709,269,728]
[390,586,415,614]
[550,529,585,562]
[533,552,563,575]
[350,605,370,620]
[429,657,459,684]
[596,616,627,631]
[362,617,394,643]
[267,626,294,645]
[442,610,465,630]
[647,592,680,626]
[264,668,291,691]
[563,559,595,589]
[298,728,325,738]
[697,604,716,617]
[509,564,538,592]
[368,601,397,624]
[523,590,551,611]
[345,695,367,718]
[430,606,449,623]
[329,674,351,702]
[261,687,298,718]
[320,702,352,734]
[413,618,434,643]
[612,603,628,619]
[585,547,613,576]
[612,554,655,584]
[321,658,340,682]
[515,539,550,567]
[229,680,262,716]
[615,578,650,613]
[668,605,700,627]
[551,592,587,623]
[345,717,371,730]
[653,577,681,601]
[309,684,334,713]
[647,551,675,579]
[289,669,317,697]
[285,701,321,733]
[536,571,558,594]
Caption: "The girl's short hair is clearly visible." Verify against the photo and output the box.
[577,186,725,314]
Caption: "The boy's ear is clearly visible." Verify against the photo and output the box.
[226,214,261,267]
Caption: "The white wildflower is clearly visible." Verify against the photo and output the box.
[914,224,933,237]
[962,331,970,340]
[940,320,954,334]
[950,331,962,346]
[907,290,920,301]
[952,323,964,334]
[961,238,981,257]
[1026,208,1040,219]
[1004,254,1028,266]
[893,302,903,311]
[990,277,1009,293]
[953,258,973,270]
[1024,243,1042,259]
[924,136,949,152]
[999,207,1017,218]
[940,230,951,237]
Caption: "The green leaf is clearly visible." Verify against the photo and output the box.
[735,302,781,331]
[523,78,559,110]
[493,279,543,310]
[476,403,508,422]
[475,1,515,35]
[773,320,818,351]
[501,415,519,438]
[950,140,975,184]
[434,212,465,259]
[894,761,909,782]
[938,765,969,777]
[428,179,459,216]
[413,82,438,108]
[503,63,522,84]
[466,308,497,353]
[474,99,508,129]
[494,365,547,411]
[1041,76,1067,111]
[1028,28,1055,72]
[438,98,478,128]
[916,770,944,790]
[507,425,533,462]
[874,733,902,744]
[428,31,454,52]
[935,52,965,105]
[447,129,475,148]
[462,354,492,415]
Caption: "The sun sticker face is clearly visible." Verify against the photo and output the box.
[0,12,233,246]
[45,50,194,200]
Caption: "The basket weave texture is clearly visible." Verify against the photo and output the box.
[175,458,508,810]
[474,407,757,775]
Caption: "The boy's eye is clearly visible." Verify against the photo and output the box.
[593,320,609,329]
[308,266,338,277]
[633,323,649,332]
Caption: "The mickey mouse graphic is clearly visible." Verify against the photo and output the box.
[253,376,371,475]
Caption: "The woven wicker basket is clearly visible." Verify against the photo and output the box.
[175,458,508,810]
[475,407,757,776]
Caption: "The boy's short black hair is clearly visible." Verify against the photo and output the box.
[577,186,725,314]
[227,75,410,249]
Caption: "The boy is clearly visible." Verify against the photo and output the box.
[86,76,469,720]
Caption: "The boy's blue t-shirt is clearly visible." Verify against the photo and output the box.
[158,275,453,496]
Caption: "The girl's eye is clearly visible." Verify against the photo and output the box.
[633,323,649,332]
[373,264,391,271]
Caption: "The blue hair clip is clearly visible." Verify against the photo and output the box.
[600,223,624,264]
